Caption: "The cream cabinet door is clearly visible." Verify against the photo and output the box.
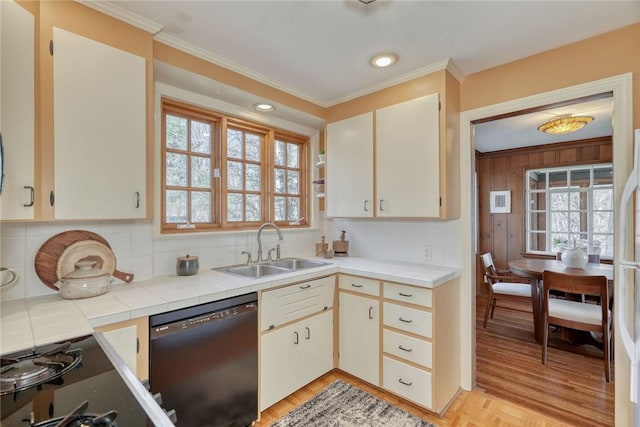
[338,292,379,385]
[95,317,149,381]
[326,112,374,217]
[260,310,333,411]
[0,1,35,220]
[376,93,440,217]
[52,27,146,219]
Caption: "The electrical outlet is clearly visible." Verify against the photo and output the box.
[424,245,432,261]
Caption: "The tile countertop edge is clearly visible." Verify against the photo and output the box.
[0,258,460,355]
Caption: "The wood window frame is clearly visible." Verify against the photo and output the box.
[160,97,310,234]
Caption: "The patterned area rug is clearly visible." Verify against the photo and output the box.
[270,380,437,427]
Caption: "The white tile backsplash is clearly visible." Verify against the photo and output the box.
[0,216,460,301]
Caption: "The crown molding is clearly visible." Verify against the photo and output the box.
[75,0,164,34]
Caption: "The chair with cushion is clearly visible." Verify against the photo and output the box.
[480,253,534,328]
[541,270,611,382]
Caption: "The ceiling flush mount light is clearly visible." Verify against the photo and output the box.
[253,103,275,112]
[358,0,376,4]
[537,115,594,135]
[370,53,398,68]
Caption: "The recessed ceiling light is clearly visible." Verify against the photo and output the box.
[253,103,275,112]
[370,53,398,68]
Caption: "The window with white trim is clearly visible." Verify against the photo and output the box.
[526,164,613,258]
[161,98,309,233]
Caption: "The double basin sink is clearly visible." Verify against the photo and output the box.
[214,258,330,279]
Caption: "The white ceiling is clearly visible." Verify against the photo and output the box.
[92,0,637,147]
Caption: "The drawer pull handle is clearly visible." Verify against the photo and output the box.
[368,306,374,320]
[398,378,413,386]
[300,284,311,289]
[305,326,311,340]
[399,317,413,323]
[398,345,413,352]
[398,292,413,297]
[294,331,299,345]
[351,283,363,288]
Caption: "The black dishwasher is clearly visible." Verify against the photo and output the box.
[149,292,258,427]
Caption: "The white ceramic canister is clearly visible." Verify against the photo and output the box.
[561,246,589,269]
[56,260,113,299]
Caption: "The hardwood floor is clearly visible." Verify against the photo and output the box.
[254,294,614,426]
[476,294,614,426]
[256,370,572,426]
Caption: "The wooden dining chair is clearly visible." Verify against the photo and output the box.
[541,270,611,382]
[480,253,534,328]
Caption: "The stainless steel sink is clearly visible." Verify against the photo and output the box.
[269,258,329,271]
[214,258,330,278]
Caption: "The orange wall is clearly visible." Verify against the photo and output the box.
[460,24,640,129]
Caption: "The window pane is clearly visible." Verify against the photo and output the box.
[227,161,243,190]
[593,212,614,233]
[550,192,568,211]
[529,232,547,252]
[594,167,613,185]
[528,192,546,210]
[287,143,299,168]
[246,194,261,221]
[191,191,211,223]
[529,171,547,190]
[274,168,286,194]
[166,153,187,186]
[569,212,581,233]
[551,234,568,252]
[246,164,261,192]
[166,190,187,223]
[570,169,590,188]
[166,115,187,150]
[287,170,299,194]
[549,171,568,188]
[274,196,286,221]
[191,156,211,188]
[529,212,546,231]
[594,189,613,210]
[287,197,299,221]
[227,129,243,159]
[569,191,582,210]
[191,121,211,154]
[274,140,286,166]
[227,193,243,222]
[551,212,568,232]
[246,133,261,161]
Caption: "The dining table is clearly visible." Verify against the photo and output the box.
[508,258,614,344]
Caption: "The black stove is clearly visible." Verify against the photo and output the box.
[1,334,174,427]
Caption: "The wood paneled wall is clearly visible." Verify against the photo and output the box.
[475,136,612,287]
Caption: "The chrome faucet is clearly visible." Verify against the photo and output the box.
[257,222,284,263]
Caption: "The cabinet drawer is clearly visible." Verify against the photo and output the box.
[383,302,432,338]
[384,282,432,308]
[383,329,432,369]
[339,275,380,297]
[383,356,432,409]
[261,276,335,330]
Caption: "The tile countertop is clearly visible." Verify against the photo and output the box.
[0,257,460,355]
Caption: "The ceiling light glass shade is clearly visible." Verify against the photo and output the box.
[537,116,594,135]
[253,103,275,112]
[370,53,398,68]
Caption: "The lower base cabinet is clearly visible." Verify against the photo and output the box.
[95,316,149,380]
[383,356,432,408]
[260,310,334,411]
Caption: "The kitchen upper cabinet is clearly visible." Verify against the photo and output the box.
[376,94,440,217]
[339,283,380,386]
[52,27,147,219]
[0,1,35,220]
[325,112,374,217]
[326,92,455,219]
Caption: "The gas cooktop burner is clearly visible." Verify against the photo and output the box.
[0,342,82,395]
[31,401,117,427]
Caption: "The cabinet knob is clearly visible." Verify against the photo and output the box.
[398,345,413,352]
[398,378,413,387]
[379,199,384,211]
[305,326,310,340]
[398,292,413,298]
[364,200,369,212]
[368,306,374,320]
[49,191,55,206]
[398,317,413,323]
[135,191,140,208]
[293,331,299,345]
